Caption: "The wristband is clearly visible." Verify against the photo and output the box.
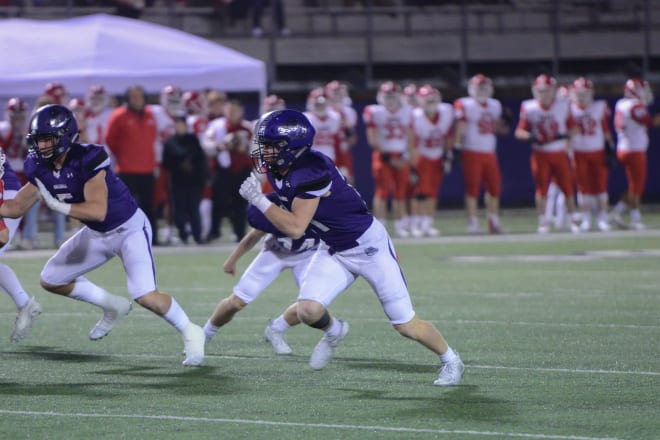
[253,195,273,214]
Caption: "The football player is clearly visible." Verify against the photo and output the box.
[568,77,614,232]
[239,109,464,386]
[0,150,42,343]
[363,81,414,238]
[303,88,343,165]
[454,74,509,234]
[515,74,580,234]
[203,193,321,355]
[610,78,660,229]
[408,85,453,237]
[0,104,205,366]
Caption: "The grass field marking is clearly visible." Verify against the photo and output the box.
[2,311,658,331]
[0,409,623,440]
[2,349,658,376]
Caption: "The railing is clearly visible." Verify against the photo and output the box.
[1,0,657,87]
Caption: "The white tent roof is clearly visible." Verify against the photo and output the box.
[0,13,267,96]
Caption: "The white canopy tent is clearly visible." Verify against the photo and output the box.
[0,13,267,98]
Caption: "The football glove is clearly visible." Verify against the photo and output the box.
[239,173,272,213]
[35,178,71,216]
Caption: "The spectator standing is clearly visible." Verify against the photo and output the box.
[252,0,291,37]
[162,114,209,245]
[105,85,160,245]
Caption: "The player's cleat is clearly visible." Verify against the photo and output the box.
[424,226,440,237]
[609,212,628,229]
[394,227,410,238]
[629,221,646,231]
[309,319,349,370]
[263,321,293,355]
[10,296,42,343]
[409,226,424,238]
[579,219,591,232]
[537,222,550,234]
[182,323,205,366]
[467,224,481,235]
[433,354,465,386]
[487,218,503,234]
[596,219,611,232]
[88,296,132,341]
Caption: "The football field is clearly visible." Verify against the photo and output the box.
[1,211,658,440]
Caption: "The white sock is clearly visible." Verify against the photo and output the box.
[325,317,342,339]
[163,298,191,332]
[270,316,291,333]
[469,216,479,228]
[439,346,458,364]
[615,200,628,214]
[203,320,220,338]
[0,263,30,309]
[487,212,499,225]
[69,276,117,309]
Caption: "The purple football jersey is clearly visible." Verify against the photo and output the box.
[24,143,138,232]
[1,160,23,191]
[266,150,373,253]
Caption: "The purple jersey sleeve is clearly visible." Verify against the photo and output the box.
[25,143,138,232]
[267,151,373,253]
[1,160,23,191]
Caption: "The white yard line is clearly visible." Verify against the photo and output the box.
[1,349,657,377]
[0,409,623,440]
[2,311,658,330]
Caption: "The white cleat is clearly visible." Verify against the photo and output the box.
[11,296,42,344]
[433,354,465,386]
[597,219,611,232]
[409,227,424,238]
[394,228,410,238]
[424,226,440,237]
[537,223,550,234]
[579,219,591,232]
[263,321,293,355]
[89,297,132,341]
[309,319,349,370]
[629,221,647,231]
[467,224,481,235]
[182,323,205,366]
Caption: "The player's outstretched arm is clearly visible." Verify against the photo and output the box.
[0,183,40,219]
[223,228,267,276]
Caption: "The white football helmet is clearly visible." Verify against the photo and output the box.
[160,85,184,116]
[377,81,402,111]
[183,91,208,116]
[260,94,286,115]
[532,74,557,107]
[43,82,69,106]
[570,77,594,107]
[86,85,109,114]
[624,78,653,106]
[468,74,493,104]
[306,87,329,117]
[416,84,441,115]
